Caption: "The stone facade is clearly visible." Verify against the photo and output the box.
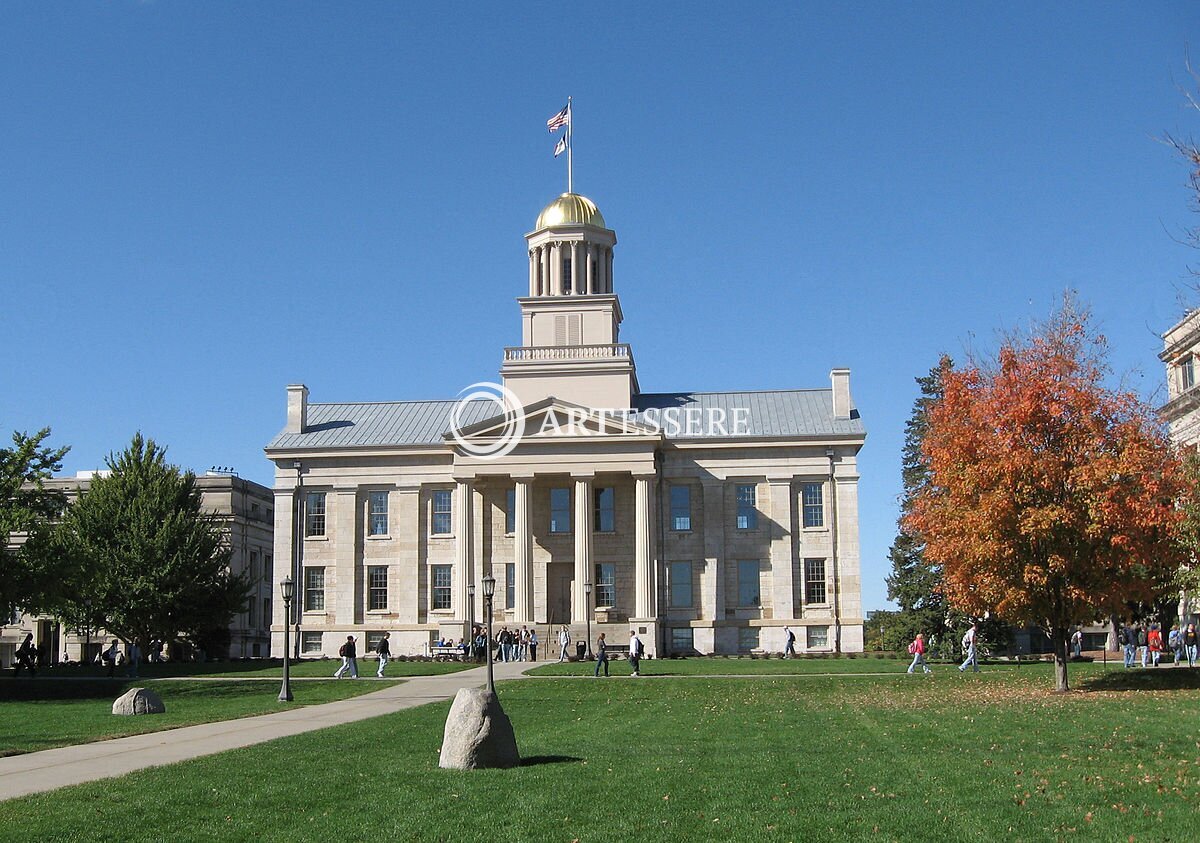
[1161,310,1200,627]
[265,192,866,658]
[0,471,274,666]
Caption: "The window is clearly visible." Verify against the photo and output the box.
[431,564,452,610]
[305,492,326,537]
[670,485,691,531]
[432,490,453,535]
[738,627,760,653]
[808,625,830,649]
[804,558,827,604]
[248,550,259,583]
[736,484,757,530]
[265,554,272,581]
[365,631,387,653]
[368,565,388,611]
[1185,357,1196,391]
[263,598,271,630]
[301,632,323,654]
[562,256,573,293]
[669,561,693,608]
[594,487,615,532]
[737,560,761,607]
[670,627,694,654]
[506,563,515,610]
[303,566,325,611]
[247,595,257,627]
[595,562,616,607]
[505,489,516,534]
[550,488,571,533]
[802,483,825,528]
[369,491,389,536]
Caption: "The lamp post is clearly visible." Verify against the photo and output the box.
[584,580,593,659]
[467,582,476,661]
[482,574,496,694]
[278,576,294,702]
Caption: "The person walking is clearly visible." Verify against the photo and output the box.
[958,623,980,673]
[1185,624,1199,668]
[1070,628,1083,659]
[558,625,571,662]
[101,640,121,677]
[907,633,931,674]
[126,639,142,679]
[13,633,36,678]
[1148,624,1163,667]
[528,629,538,662]
[1137,624,1149,668]
[1169,624,1183,666]
[593,632,609,677]
[783,626,796,658]
[334,635,358,679]
[629,630,644,676]
[1121,623,1136,669]
[375,631,391,677]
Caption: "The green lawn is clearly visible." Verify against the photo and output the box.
[3,663,1199,841]
[529,653,1052,676]
[23,657,473,680]
[0,678,399,757]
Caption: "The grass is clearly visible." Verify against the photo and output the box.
[3,662,1200,841]
[530,653,1017,676]
[0,678,399,757]
[21,657,473,681]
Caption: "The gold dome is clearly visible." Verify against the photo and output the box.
[535,193,606,230]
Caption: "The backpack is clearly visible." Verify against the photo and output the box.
[338,643,347,657]
[908,641,917,655]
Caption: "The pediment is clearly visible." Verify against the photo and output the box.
[449,396,660,445]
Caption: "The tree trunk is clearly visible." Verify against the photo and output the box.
[1050,625,1070,692]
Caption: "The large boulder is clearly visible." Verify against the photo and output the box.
[112,687,166,716]
[438,687,520,770]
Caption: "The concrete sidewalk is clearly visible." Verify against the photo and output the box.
[0,661,533,802]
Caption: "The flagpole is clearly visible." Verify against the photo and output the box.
[567,96,573,194]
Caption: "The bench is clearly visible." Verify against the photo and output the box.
[430,645,463,661]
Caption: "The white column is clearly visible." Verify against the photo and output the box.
[634,474,655,618]
[607,249,614,293]
[701,481,725,625]
[549,242,560,295]
[454,480,473,628]
[333,488,357,625]
[768,478,795,625]
[514,477,533,621]
[541,245,551,296]
[572,476,593,622]
[586,244,595,294]
[528,249,537,296]
[568,241,578,294]
[271,487,295,657]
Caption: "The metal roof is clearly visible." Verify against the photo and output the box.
[265,389,863,451]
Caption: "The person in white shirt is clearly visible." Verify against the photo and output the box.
[558,626,571,662]
[958,623,980,673]
[629,630,644,676]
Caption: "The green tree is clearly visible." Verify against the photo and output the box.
[53,433,249,651]
[885,358,956,650]
[0,427,71,617]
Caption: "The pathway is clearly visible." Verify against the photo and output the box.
[0,661,532,802]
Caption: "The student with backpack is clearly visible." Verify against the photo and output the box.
[1168,625,1183,666]
[906,633,931,674]
[629,630,644,677]
[334,635,358,679]
[1148,624,1163,667]
[958,623,980,673]
[375,632,391,678]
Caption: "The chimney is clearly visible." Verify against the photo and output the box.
[287,384,309,433]
[830,368,852,419]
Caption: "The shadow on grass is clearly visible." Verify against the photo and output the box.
[1081,667,1200,692]
[519,755,584,767]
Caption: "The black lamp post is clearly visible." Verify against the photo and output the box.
[584,580,593,659]
[482,574,496,693]
[467,582,476,661]
[278,576,294,702]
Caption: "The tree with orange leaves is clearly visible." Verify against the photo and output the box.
[905,299,1189,691]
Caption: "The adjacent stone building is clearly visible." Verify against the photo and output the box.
[1161,309,1200,628]
[265,192,867,658]
[0,470,274,666]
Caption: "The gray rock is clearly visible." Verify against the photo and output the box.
[112,687,166,716]
[438,687,520,770]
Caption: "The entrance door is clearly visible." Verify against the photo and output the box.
[547,562,573,625]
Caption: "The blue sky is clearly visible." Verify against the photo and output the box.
[3,3,1198,612]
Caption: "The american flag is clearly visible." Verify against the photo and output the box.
[546,104,569,132]
[553,134,567,157]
